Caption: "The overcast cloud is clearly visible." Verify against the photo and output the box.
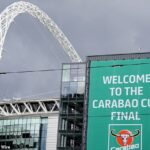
[0,0,150,100]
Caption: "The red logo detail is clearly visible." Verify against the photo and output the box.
[111,129,140,146]
[116,130,133,146]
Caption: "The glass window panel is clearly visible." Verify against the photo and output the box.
[6,126,10,133]
[0,120,3,125]
[11,119,15,125]
[62,65,70,82]
[0,118,47,150]
[77,68,86,81]
[70,64,78,69]
[34,131,39,137]
[62,82,70,96]
[27,124,31,130]
[22,125,26,131]
[35,117,39,123]
[14,119,19,125]
[19,118,22,124]
[63,64,70,70]
[70,82,78,96]
[27,118,31,124]
[70,68,78,81]
[0,126,2,132]
[77,75,85,82]
[34,137,39,142]
[10,125,14,132]
[41,118,48,124]
[19,125,22,131]
[29,138,34,147]
[77,82,85,94]
[78,63,86,69]
[22,118,27,124]
[35,124,40,131]
[61,102,68,114]
[30,123,36,131]
[7,120,10,125]
[4,120,7,125]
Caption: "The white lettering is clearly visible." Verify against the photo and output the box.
[111,112,140,121]
[103,74,150,84]
[110,144,139,150]
[92,99,139,109]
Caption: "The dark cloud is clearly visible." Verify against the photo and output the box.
[0,0,150,99]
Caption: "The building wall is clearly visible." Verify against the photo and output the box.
[0,114,59,150]
[0,116,48,150]
[57,63,86,150]
[46,114,59,150]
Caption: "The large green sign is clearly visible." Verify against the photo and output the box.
[87,58,150,150]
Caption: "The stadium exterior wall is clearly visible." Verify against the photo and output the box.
[0,99,59,150]
[46,115,59,150]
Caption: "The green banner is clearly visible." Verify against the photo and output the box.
[87,58,150,150]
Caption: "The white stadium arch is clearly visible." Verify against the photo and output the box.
[0,1,82,62]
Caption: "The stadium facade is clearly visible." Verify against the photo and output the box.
[0,99,59,150]
[1,52,150,150]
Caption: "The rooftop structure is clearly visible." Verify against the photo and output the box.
[0,98,59,117]
[0,98,59,150]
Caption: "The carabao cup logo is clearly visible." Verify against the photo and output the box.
[111,129,140,146]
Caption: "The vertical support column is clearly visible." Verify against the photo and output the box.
[46,114,59,150]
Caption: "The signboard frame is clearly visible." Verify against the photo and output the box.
[83,52,150,150]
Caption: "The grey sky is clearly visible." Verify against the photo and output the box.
[0,0,150,99]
